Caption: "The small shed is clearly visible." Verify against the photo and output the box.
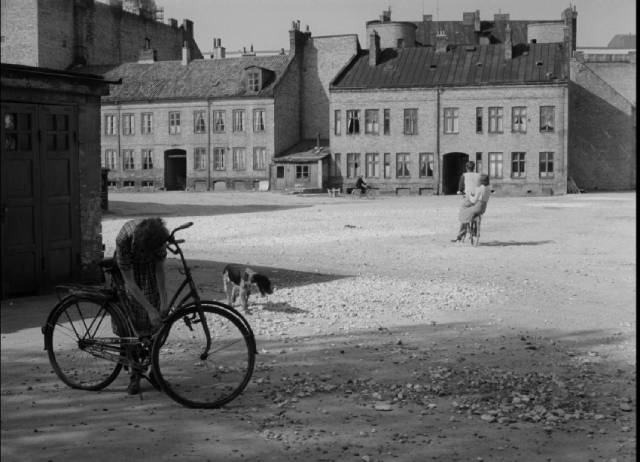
[1,63,115,298]
[271,139,330,192]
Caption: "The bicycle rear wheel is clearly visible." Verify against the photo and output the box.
[44,295,125,390]
[152,303,255,408]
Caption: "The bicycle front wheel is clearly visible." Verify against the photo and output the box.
[152,304,255,408]
[44,295,125,390]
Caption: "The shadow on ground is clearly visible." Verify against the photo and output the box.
[104,201,309,220]
[1,322,635,462]
[479,240,555,247]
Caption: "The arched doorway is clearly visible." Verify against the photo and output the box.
[442,152,469,195]
[164,149,186,191]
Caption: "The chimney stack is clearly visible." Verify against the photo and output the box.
[181,41,191,65]
[212,37,226,59]
[504,24,512,60]
[474,10,481,32]
[435,30,448,53]
[369,30,380,66]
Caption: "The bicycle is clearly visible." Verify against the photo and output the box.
[42,222,257,408]
[351,186,378,199]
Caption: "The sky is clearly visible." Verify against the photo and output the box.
[157,0,636,53]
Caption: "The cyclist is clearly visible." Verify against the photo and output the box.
[355,175,369,195]
[114,217,170,394]
[452,174,490,242]
[457,161,480,205]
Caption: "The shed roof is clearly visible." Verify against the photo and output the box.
[607,34,636,49]
[331,42,568,90]
[96,54,292,103]
[274,139,330,163]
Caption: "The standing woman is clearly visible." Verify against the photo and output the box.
[114,217,170,394]
[453,174,490,242]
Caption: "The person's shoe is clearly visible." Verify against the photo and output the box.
[451,238,461,243]
[127,374,141,395]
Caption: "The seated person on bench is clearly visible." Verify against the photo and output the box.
[452,174,490,242]
[355,175,369,194]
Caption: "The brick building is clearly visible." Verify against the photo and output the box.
[97,24,359,191]
[328,9,573,195]
[0,0,201,70]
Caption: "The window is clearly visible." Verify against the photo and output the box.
[122,113,134,135]
[488,107,503,133]
[296,165,309,179]
[383,109,390,135]
[276,166,284,178]
[253,109,266,132]
[194,111,206,134]
[346,153,360,178]
[103,149,118,170]
[142,149,153,169]
[332,153,342,177]
[213,147,225,170]
[346,110,360,134]
[403,109,418,135]
[141,113,153,134]
[365,153,379,178]
[511,152,526,178]
[489,152,503,179]
[253,147,267,170]
[539,152,554,177]
[475,152,482,173]
[384,153,391,178]
[123,180,135,187]
[419,152,434,178]
[232,110,245,132]
[122,149,135,170]
[213,111,225,132]
[397,38,404,48]
[104,114,117,135]
[248,71,260,92]
[169,112,181,134]
[540,106,555,132]
[232,147,246,170]
[107,181,118,187]
[512,107,527,133]
[365,110,379,135]
[476,107,483,133]
[443,108,459,134]
[334,110,342,135]
[141,180,154,187]
[194,147,207,170]
[396,153,410,178]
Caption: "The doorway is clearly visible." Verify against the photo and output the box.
[442,152,469,195]
[164,149,186,190]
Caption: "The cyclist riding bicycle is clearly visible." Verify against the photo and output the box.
[355,175,369,194]
[114,217,170,394]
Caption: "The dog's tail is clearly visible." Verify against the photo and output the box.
[253,274,273,296]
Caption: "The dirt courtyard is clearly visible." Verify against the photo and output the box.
[1,190,636,461]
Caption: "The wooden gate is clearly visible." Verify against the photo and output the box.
[1,102,79,297]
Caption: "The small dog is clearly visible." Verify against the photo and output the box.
[222,264,273,312]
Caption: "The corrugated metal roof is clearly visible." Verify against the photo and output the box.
[99,54,292,102]
[331,43,567,90]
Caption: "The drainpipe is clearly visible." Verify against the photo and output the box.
[436,87,441,194]
[207,99,212,190]
[116,102,121,179]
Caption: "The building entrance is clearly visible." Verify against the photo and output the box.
[164,149,186,190]
[442,152,469,195]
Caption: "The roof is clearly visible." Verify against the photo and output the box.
[607,34,636,49]
[97,54,292,103]
[274,139,330,163]
[331,43,568,90]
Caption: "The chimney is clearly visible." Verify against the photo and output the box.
[474,10,481,32]
[212,37,226,59]
[494,13,510,22]
[423,14,432,22]
[181,41,191,65]
[504,24,512,60]
[380,8,391,23]
[369,30,380,66]
[289,19,309,56]
[463,12,475,25]
[435,30,447,53]
[169,18,178,28]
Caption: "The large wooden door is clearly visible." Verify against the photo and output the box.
[1,103,41,296]
[1,102,79,297]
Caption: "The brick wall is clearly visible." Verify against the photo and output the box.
[274,59,301,155]
[330,83,568,195]
[102,98,276,190]
[301,35,358,140]
[0,0,39,66]
[37,0,75,69]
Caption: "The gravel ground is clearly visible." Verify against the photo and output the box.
[1,190,635,462]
